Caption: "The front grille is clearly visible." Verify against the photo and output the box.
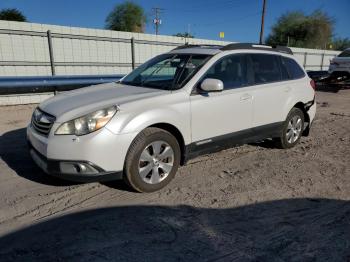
[31,108,55,136]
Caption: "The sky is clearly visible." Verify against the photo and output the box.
[1,0,349,42]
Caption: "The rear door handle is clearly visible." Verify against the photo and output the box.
[240,93,252,101]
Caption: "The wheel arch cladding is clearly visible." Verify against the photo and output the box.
[292,102,310,135]
[148,123,186,165]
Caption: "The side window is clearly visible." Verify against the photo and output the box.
[279,57,290,81]
[282,57,305,79]
[249,54,282,84]
[202,54,248,90]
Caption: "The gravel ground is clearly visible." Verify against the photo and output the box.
[0,89,349,261]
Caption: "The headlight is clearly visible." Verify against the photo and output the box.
[55,105,118,136]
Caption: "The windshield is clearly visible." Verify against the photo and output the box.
[121,53,211,90]
[338,49,350,57]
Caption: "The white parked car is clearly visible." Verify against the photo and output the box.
[329,48,350,78]
[27,43,316,192]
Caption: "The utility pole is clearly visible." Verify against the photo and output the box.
[152,7,163,35]
[259,0,266,44]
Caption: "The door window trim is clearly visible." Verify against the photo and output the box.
[191,53,306,95]
[191,53,250,95]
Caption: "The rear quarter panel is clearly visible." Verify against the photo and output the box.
[283,76,315,120]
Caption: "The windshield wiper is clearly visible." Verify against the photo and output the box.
[139,55,177,87]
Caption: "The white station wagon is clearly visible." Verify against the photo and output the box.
[27,43,316,192]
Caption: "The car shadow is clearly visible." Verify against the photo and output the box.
[1,128,280,191]
[0,198,349,261]
[101,180,135,192]
[0,127,77,186]
[249,139,277,149]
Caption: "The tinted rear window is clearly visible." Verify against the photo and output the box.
[281,57,305,79]
[249,54,282,84]
[338,50,350,57]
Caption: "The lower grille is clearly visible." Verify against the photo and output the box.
[31,108,55,136]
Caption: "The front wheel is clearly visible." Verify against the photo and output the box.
[275,108,304,149]
[124,127,181,192]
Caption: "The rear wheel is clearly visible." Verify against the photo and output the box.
[275,108,304,149]
[124,127,180,192]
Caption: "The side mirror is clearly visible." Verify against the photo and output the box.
[200,78,224,92]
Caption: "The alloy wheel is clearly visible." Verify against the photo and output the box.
[138,141,174,184]
[286,115,303,144]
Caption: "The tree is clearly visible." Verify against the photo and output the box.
[173,32,194,38]
[331,37,350,51]
[105,1,146,33]
[0,8,27,22]
[266,10,334,49]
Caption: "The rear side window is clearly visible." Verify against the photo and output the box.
[338,50,350,57]
[203,54,248,90]
[281,57,305,79]
[249,54,282,84]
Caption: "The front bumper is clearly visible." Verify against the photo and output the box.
[27,123,138,182]
[28,142,122,182]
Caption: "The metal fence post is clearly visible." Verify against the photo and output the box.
[131,37,135,70]
[320,53,325,70]
[303,52,307,69]
[47,30,56,76]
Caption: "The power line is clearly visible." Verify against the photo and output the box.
[169,0,259,14]
[195,11,261,27]
[259,0,267,44]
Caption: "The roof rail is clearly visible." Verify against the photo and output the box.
[173,44,223,50]
[221,43,293,55]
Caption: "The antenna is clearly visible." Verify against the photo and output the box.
[152,7,164,35]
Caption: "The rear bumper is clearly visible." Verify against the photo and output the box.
[28,141,123,182]
[303,99,316,136]
[306,99,316,123]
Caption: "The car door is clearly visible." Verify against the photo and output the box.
[190,54,254,145]
[247,54,290,131]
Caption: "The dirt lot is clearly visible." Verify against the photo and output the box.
[0,89,349,261]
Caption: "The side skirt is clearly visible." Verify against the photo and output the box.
[183,122,283,164]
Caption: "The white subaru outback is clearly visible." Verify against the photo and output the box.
[27,43,316,192]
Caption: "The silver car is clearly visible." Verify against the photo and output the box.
[328,48,350,78]
[27,43,316,192]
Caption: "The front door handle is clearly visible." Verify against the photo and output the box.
[240,93,252,101]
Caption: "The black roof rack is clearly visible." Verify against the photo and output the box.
[173,44,223,50]
[172,43,293,55]
[221,43,293,55]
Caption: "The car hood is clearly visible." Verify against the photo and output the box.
[39,82,167,122]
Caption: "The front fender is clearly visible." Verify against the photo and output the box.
[106,103,191,144]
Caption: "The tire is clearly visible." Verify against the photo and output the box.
[275,108,305,149]
[124,127,181,193]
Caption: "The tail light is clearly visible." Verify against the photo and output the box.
[310,79,316,91]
